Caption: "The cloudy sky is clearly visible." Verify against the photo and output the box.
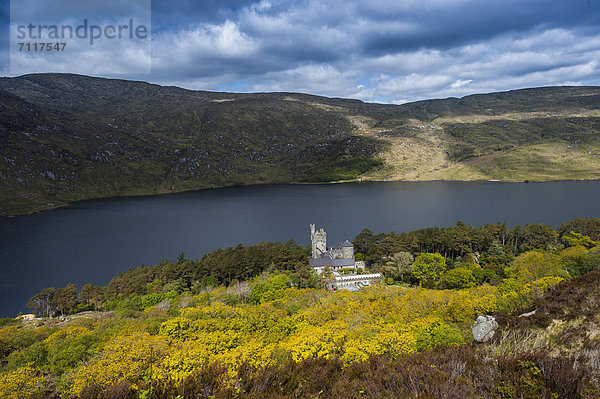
[1,0,600,103]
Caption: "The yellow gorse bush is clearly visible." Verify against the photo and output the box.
[0,365,44,399]
[68,332,169,397]
[0,265,567,396]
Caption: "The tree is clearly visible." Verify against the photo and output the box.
[384,252,414,283]
[248,273,290,304]
[561,231,598,249]
[411,253,446,284]
[558,217,600,241]
[557,246,589,277]
[293,263,321,289]
[293,262,312,288]
[353,228,376,254]
[483,240,511,264]
[441,267,476,289]
[322,265,334,279]
[520,224,557,252]
[580,250,600,276]
[52,283,78,316]
[27,287,55,317]
[80,284,103,310]
[507,251,566,282]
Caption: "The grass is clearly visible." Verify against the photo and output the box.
[302,157,384,182]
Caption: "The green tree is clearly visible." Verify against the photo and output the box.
[293,262,314,288]
[558,217,600,241]
[560,247,600,277]
[384,252,414,283]
[248,274,290,304]
[561,231,598,249]
[27,287,55,317]
[441,267,476,289]
[557,246,589,277]
[80,284,103,310]
[322,265,334,279]
[52,283,78,316]
[411,253,446,284]
[507,251,566,282]
[353,228,375,254]
[483,240,511,264]
[520,223,557,252]
[292,262,321,288]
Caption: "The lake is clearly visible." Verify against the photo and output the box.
[1,180,599,317]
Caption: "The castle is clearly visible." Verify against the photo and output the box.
[309,224,364,273]
[309,224,381,291]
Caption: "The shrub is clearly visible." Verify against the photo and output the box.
[248,274,290,304]
[412,253,446,284]
[441,267,476,289]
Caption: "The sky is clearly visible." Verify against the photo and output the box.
[1,0,600,103]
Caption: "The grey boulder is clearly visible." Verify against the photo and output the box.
[472,315,498,343]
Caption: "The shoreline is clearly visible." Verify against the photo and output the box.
[3,177,600,217]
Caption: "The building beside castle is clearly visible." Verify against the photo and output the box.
[326,273,383,292]
[309,224,381,291]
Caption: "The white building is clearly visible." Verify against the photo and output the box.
[327,273,383,292]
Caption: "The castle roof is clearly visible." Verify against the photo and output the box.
[341,240,353,247]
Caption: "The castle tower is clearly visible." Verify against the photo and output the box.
[341,240,354,259]
[310,224,327,258]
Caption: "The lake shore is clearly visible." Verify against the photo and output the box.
[5,176,600,217]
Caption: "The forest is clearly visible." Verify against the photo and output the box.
[1,216,600,398]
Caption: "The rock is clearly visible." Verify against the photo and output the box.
[519,309,537,318]
[472,315,498,343]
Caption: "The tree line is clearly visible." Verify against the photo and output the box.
[26,240,310,317]
[25,217,600,317]
[354,217,600,288]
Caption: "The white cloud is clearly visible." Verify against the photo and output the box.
[251,64,361,97]
[450,79,472,89]
[8,0,151,75]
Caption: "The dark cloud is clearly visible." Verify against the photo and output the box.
[151,0,252,31]
[2,0,600,103]
[0,0,8,73]
[146,0,600,102]
[356,0,600,54]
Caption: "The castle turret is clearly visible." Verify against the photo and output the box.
[341,240,354,259]
[310,224,327,258]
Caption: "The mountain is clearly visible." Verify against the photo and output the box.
[1,73,600,215]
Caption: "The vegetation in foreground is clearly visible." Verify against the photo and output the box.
[2,74,600,215]
[1,217,600,398]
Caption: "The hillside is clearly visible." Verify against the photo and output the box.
[1,74,600,215]
[1,217,600,398]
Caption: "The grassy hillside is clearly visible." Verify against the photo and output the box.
[1,74,600,215]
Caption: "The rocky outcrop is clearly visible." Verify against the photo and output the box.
[472,315,498,343]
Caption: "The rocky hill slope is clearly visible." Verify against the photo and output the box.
[1,74,599,215]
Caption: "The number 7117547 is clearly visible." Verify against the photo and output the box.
[18,42,67,51]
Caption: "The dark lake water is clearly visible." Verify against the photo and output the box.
[1,180,599,317]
